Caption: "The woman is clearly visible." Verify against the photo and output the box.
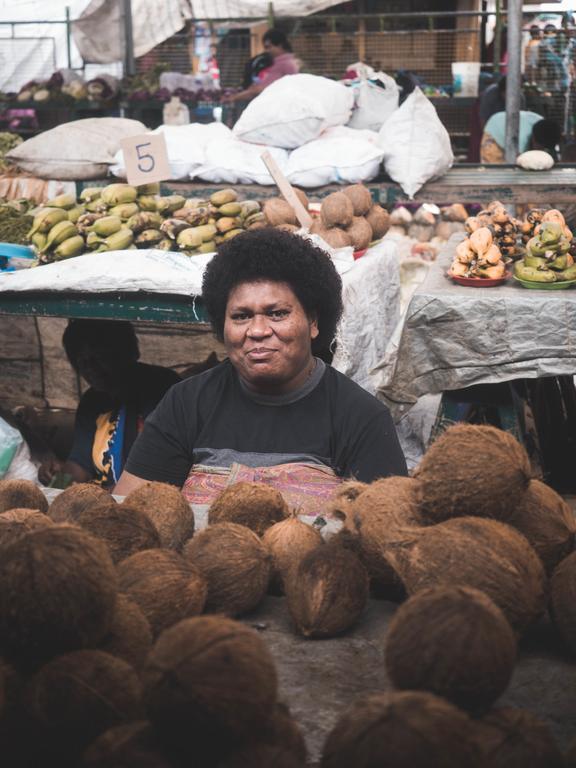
[115,230,406,514]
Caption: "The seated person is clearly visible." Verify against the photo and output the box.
[62,320,180,488]
[114,229,407,515]
[481,113,561,163]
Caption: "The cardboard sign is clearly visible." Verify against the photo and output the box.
[260,150,313,229]
[120,133,171,187]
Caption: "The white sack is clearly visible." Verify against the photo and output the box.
[233,74,354,149]
[286,126,384,187]
[6,117,146,180]
[516,150,555,170]
[111,122,232,180]
[347,72,399,132]
[195,139,288,185]
[378,88,453,198]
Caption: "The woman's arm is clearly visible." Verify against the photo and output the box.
[113,470,150,496]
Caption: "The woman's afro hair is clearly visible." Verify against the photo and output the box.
[201,228,344,352]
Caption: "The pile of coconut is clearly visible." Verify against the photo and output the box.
[263,184,391,252]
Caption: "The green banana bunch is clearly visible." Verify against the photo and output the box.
[108,202,140,220]
[136,182,160,195]
[91,216,122,237]
[137,195,158,212]
[53,235,85,260]
[86,231,104,250]
[239,200,261,220]
[524,253,547,269]
[156,238,173,251]
[134,229,164,248]
[43,221,79,252]
[177,228,203,249]
[539,221,563,246]
[210,189,237,207]
[549,254,571,271]
[127,212,163,233]
[28,208,68,236]
[100,184,138,206]
[160,218,191,240]
[173,206,211,226]
[45,193,76,210]
[156,195,187,216]
[67,206,84,223]
[218,202,243,217]
[80,187,104,203]
[97,229,134,252]
[514,262,556,282]
[557,264,576,281]
[77,212,105,234]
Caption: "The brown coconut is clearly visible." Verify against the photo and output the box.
[507,479,575,573]
[320,691,483,768]
[320,192,354,228]
[293,188,310,210]
[365,204,390,239]
[208,481,289,537]
[117,549,207,638]
[342,184,373,216]
[143,616,278,763]
[0,478,48,515]
[49,482,111,523]
[0,525,118,669]
[262,514,323,594]
[26,649,142,763]
[82,721,172,768]
[384,516,546,635]
[0,508,53,552]
[98,594,152,671]
[218,745,304,768]
[470,707,564,768]
[414,424,532,523]
[76,500,161,563]
[311,222,353,249]
[184,522,271,616]
[346,216,373,251]
[276,223,299,233]
[385,586,516,712]
[263,198,298,227]
[121,481,194,550]
[550,550,576,655]
[285,541,369,638]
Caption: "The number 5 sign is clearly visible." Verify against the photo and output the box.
[120,133,171,186]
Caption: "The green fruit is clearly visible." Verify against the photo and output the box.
[218,202,243,217]
[197,241,217,253]
[557,264,576,281]
[526,236,548,257]
[524,254,547,269]
[539,221,563,246]
[514,262,556,282]
[549,254,571,271]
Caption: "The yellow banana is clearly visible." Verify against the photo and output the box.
[30,232,47,252]
[137,195,158,212]
[92,216,123,237]
[216,217,238,234]
[86,231,104,249]
[45,193,76,210]
[136,182,160,195]
[177,228,203,249]
[127,212,163,233]
[210,189,238,207]
[44,221,78,251]
[100,229,134,251]
[156,195,187,216]
[100,184,138,206]
[222,228,244,240]
[108,203,140,220]
[28,208,68,236]
[134,229,164,248]
[67,206,84,223]
[80,187,104,203]
[53,235,85,260]
[85,199,107,213]
[198,241,217,253]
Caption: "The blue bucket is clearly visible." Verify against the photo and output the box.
[0,242,35,271]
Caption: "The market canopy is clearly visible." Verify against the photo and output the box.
[188,0,347,18]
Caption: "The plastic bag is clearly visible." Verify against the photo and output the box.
[0,417,23,478]
[195,138,288,185]
[348,71,399,132]
[3,440,39,483]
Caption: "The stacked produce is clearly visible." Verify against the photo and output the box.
[0,132,22,172]
[27,183,264,264]
[514,209,576,283]
[465,200,521,261]
[450,225,507,279]
[0,199,33,244]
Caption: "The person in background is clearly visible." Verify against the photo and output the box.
[525,25,542,85]
[223,28,300,104]
[481,113,560,163]
[62,320,180,489]
[479,76,507,126]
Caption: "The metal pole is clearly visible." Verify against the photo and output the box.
[268,3,275,28]
[123,0,136,77]
[65,6,72,69]
[494,0,502,75]
[505,0,522,162]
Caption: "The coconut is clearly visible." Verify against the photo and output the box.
[117,549,206,638]
[98,594,152,671]
[285,541,369,638]
[208,481,289,537]
[183,522,271,616]
[218,745,304,768]
[385,586,516,712]
[507,479,575,573]
[121,481,194,550]
[0,661,28,768]
[550,550,576,654]
[0,525,118,669]
[365,204,390,239]
[313,224,353,249]
[320,691,482,768]
[293,188,310,210]
[49,482,111,523]
[263,198,298,227]
[389,206,413,226]
[414,424,532,523]
[82,721,171,768]
[320,192,354,228]
[470,707,564,768]
[342,184,373,216]
[276,223,299,233]
[346,216,373,251]
[0,479,48,515]
[384,516,546,635]
[76,500,161,563]
[0,508,53,552]
[262,514,323,594]
[26,649,142,764]
[143,616,278,763]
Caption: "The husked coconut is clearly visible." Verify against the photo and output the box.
[346,216,373,251]
[507,479,575,573]
[208,481,289,537]
[82,721,172,768]
[76,500,161,563]
[0,508,52,552]
[321,691,482,768]
[26,649,142,764]
[471,707,564,768]
[184,522,271,616]
[122,481,194,550]
[276,223,299,233]
[311,222,353,249]
[320,192,354,228]
[285,541,369,637]
[342,184,373,216]
[264,198,298,227]
[49,483,110,523]
[143,616,278,764]
[262,514,323,594]
[0,525,117,669]
[414,424,531,523]
[384,516,546,635]
[385,586,516,712]
[98,594,152,671]
[365,204,390,239]
[389,206,412,226]
[117,549,206,637]
[0,479,48,515]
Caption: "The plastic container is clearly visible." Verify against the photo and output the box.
[451,62,481,98]
[0,243,35,271]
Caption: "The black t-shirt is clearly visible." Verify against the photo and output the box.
[68,362,180,488]
[125,359,407,486]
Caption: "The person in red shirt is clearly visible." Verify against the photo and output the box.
[224,28,300,104]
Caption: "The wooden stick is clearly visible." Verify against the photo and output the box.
[261,150,313,229]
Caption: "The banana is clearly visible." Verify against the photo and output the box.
[86,231,104,249]
[197,241,217,253]
[45,193,76,210]
[514,262,556,282]
[67,206,84,223]
[223,228,244,240]
[210,189,237,207]
[240,200,261,219]
[136,182,160,195]
[526,236,548,257]
[173,206,211,226]
[156,238,173,251]
[30,232,47,252]
[100,184,138,206]
[101,229,134,251]
[85,199,107,213]
[77,212,105,234]
[524,254,547,269]
[557,264,576,281]
[183,198,208,208]
[177,228,203,249]
[107,202,140,220]
[244,211,266,228]
[539,221,563,247]
[160,219,191,240]
[80,187,104,203]
[218,202,243,217]
[137,195,158,212]
[134,229,164,248]
[549,254,571,271]
[156,195,187,216]
[127,212,163,233]
[53,235,85,260]
[216,217,238,234]
[28,208,68,236]
[195,224,218,242]
[91,216,123,237]
[44,221,78,251]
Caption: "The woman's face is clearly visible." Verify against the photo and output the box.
[224,280,319,394]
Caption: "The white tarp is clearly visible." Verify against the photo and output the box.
[189,1,347,18]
